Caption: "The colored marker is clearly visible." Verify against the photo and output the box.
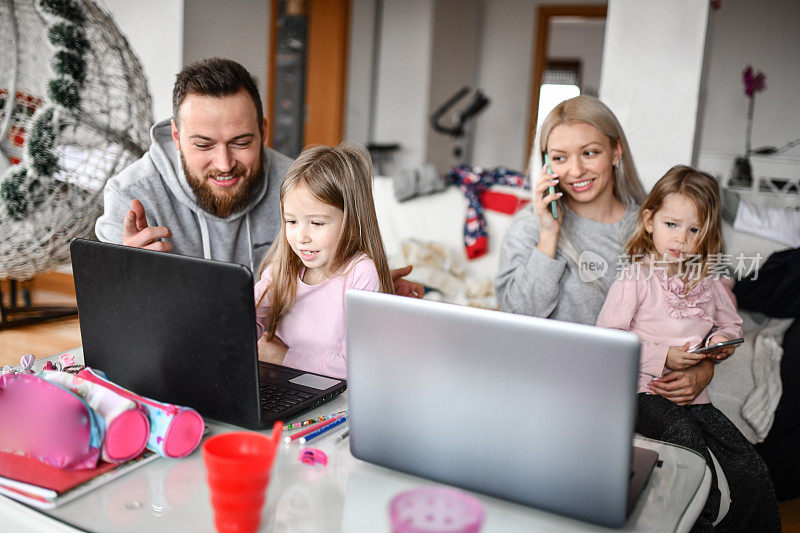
[284,409,348,430]
[284,414,345,443]
[299,416,348,445]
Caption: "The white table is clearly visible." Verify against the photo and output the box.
[1,350,711,532]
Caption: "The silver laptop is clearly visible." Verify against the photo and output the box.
[345,290,657,528]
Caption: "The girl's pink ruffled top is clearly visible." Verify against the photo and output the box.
[597,263,743,405]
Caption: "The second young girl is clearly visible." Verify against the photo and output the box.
[596,165,779,531]
[254,142,393,379]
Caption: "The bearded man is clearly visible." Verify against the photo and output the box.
[96,58,420,297]
[95,58,290,274]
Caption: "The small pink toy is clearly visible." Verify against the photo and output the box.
[20,354,35,374]
[299,448,327,466]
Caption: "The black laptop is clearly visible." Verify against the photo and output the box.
[70,238,346,429]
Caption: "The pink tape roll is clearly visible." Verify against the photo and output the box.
[299,448,327,466]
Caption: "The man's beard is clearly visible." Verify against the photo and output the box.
[180,151,263,218]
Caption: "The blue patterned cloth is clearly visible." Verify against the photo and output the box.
[445,165,529,258]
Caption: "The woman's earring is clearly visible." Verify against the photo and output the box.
[613,160,620,169]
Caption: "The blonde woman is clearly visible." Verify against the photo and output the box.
[495,95,712,403]
[254,142,393,379]
[496,95,645,322]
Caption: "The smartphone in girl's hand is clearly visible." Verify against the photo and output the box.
[690,337,744,355]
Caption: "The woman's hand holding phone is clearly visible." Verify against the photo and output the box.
[534,156,563,258]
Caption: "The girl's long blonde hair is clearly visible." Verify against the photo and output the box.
[533,95,647,207]
[257,142,394,341]
[626,165,724,280]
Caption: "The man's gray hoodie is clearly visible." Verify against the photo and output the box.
[95,119,293,273]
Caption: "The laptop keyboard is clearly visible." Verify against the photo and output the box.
[259,384,314,416]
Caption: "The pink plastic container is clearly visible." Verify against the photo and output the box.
[389,487,485,533]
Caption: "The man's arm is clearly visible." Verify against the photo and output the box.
[95,177,132,244]
[391,265,423,298]
[95,174,172,251]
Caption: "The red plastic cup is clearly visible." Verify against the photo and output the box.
[202,422,283,533]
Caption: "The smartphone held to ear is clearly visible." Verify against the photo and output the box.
[543,154,559,220]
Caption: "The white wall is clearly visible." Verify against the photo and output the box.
[371,0,436,173]
[182,0,270,110]
[696,0,800,179]
[599,0,710,190]
[101,0,184,122]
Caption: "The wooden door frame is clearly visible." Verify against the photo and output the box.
[525,4,607,163]
[304,0,350,147]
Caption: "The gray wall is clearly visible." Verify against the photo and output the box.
[696,0,800,180]
[344,0,377,145]
[103,0,184,122]
[103,0,269,124]
[425,0,482,173]
[182,0,270,110]
[371,0,436,174]
[548,18,605,97]
[470,0,607,171]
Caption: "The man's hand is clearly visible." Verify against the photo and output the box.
[122,199,173,252]
[705,334,737,362]
[666,342,705,370]
[257,335,288,365]
[647,359,714,405]
[391,265,424,299]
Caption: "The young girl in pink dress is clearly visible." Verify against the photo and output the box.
[254,143,394,379]
[597,166,779,531]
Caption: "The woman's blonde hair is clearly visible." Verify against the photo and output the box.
[533,95,646,206]
[626,165,724,280]
[257,142,394,341]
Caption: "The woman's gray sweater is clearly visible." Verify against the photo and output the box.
[494,204,638,325]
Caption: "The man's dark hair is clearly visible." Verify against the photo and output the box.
[172,57,264,129]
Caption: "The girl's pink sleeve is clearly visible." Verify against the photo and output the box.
[707,279,744,344]
[347,257,382,292]
[253,267,274,339]
[597,275,669,378]
[596,276,638,331]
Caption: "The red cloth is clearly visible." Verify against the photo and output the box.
[479,190,530,215]
[466,235,488,259]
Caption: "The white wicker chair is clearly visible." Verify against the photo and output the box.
[0,0,152,328]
